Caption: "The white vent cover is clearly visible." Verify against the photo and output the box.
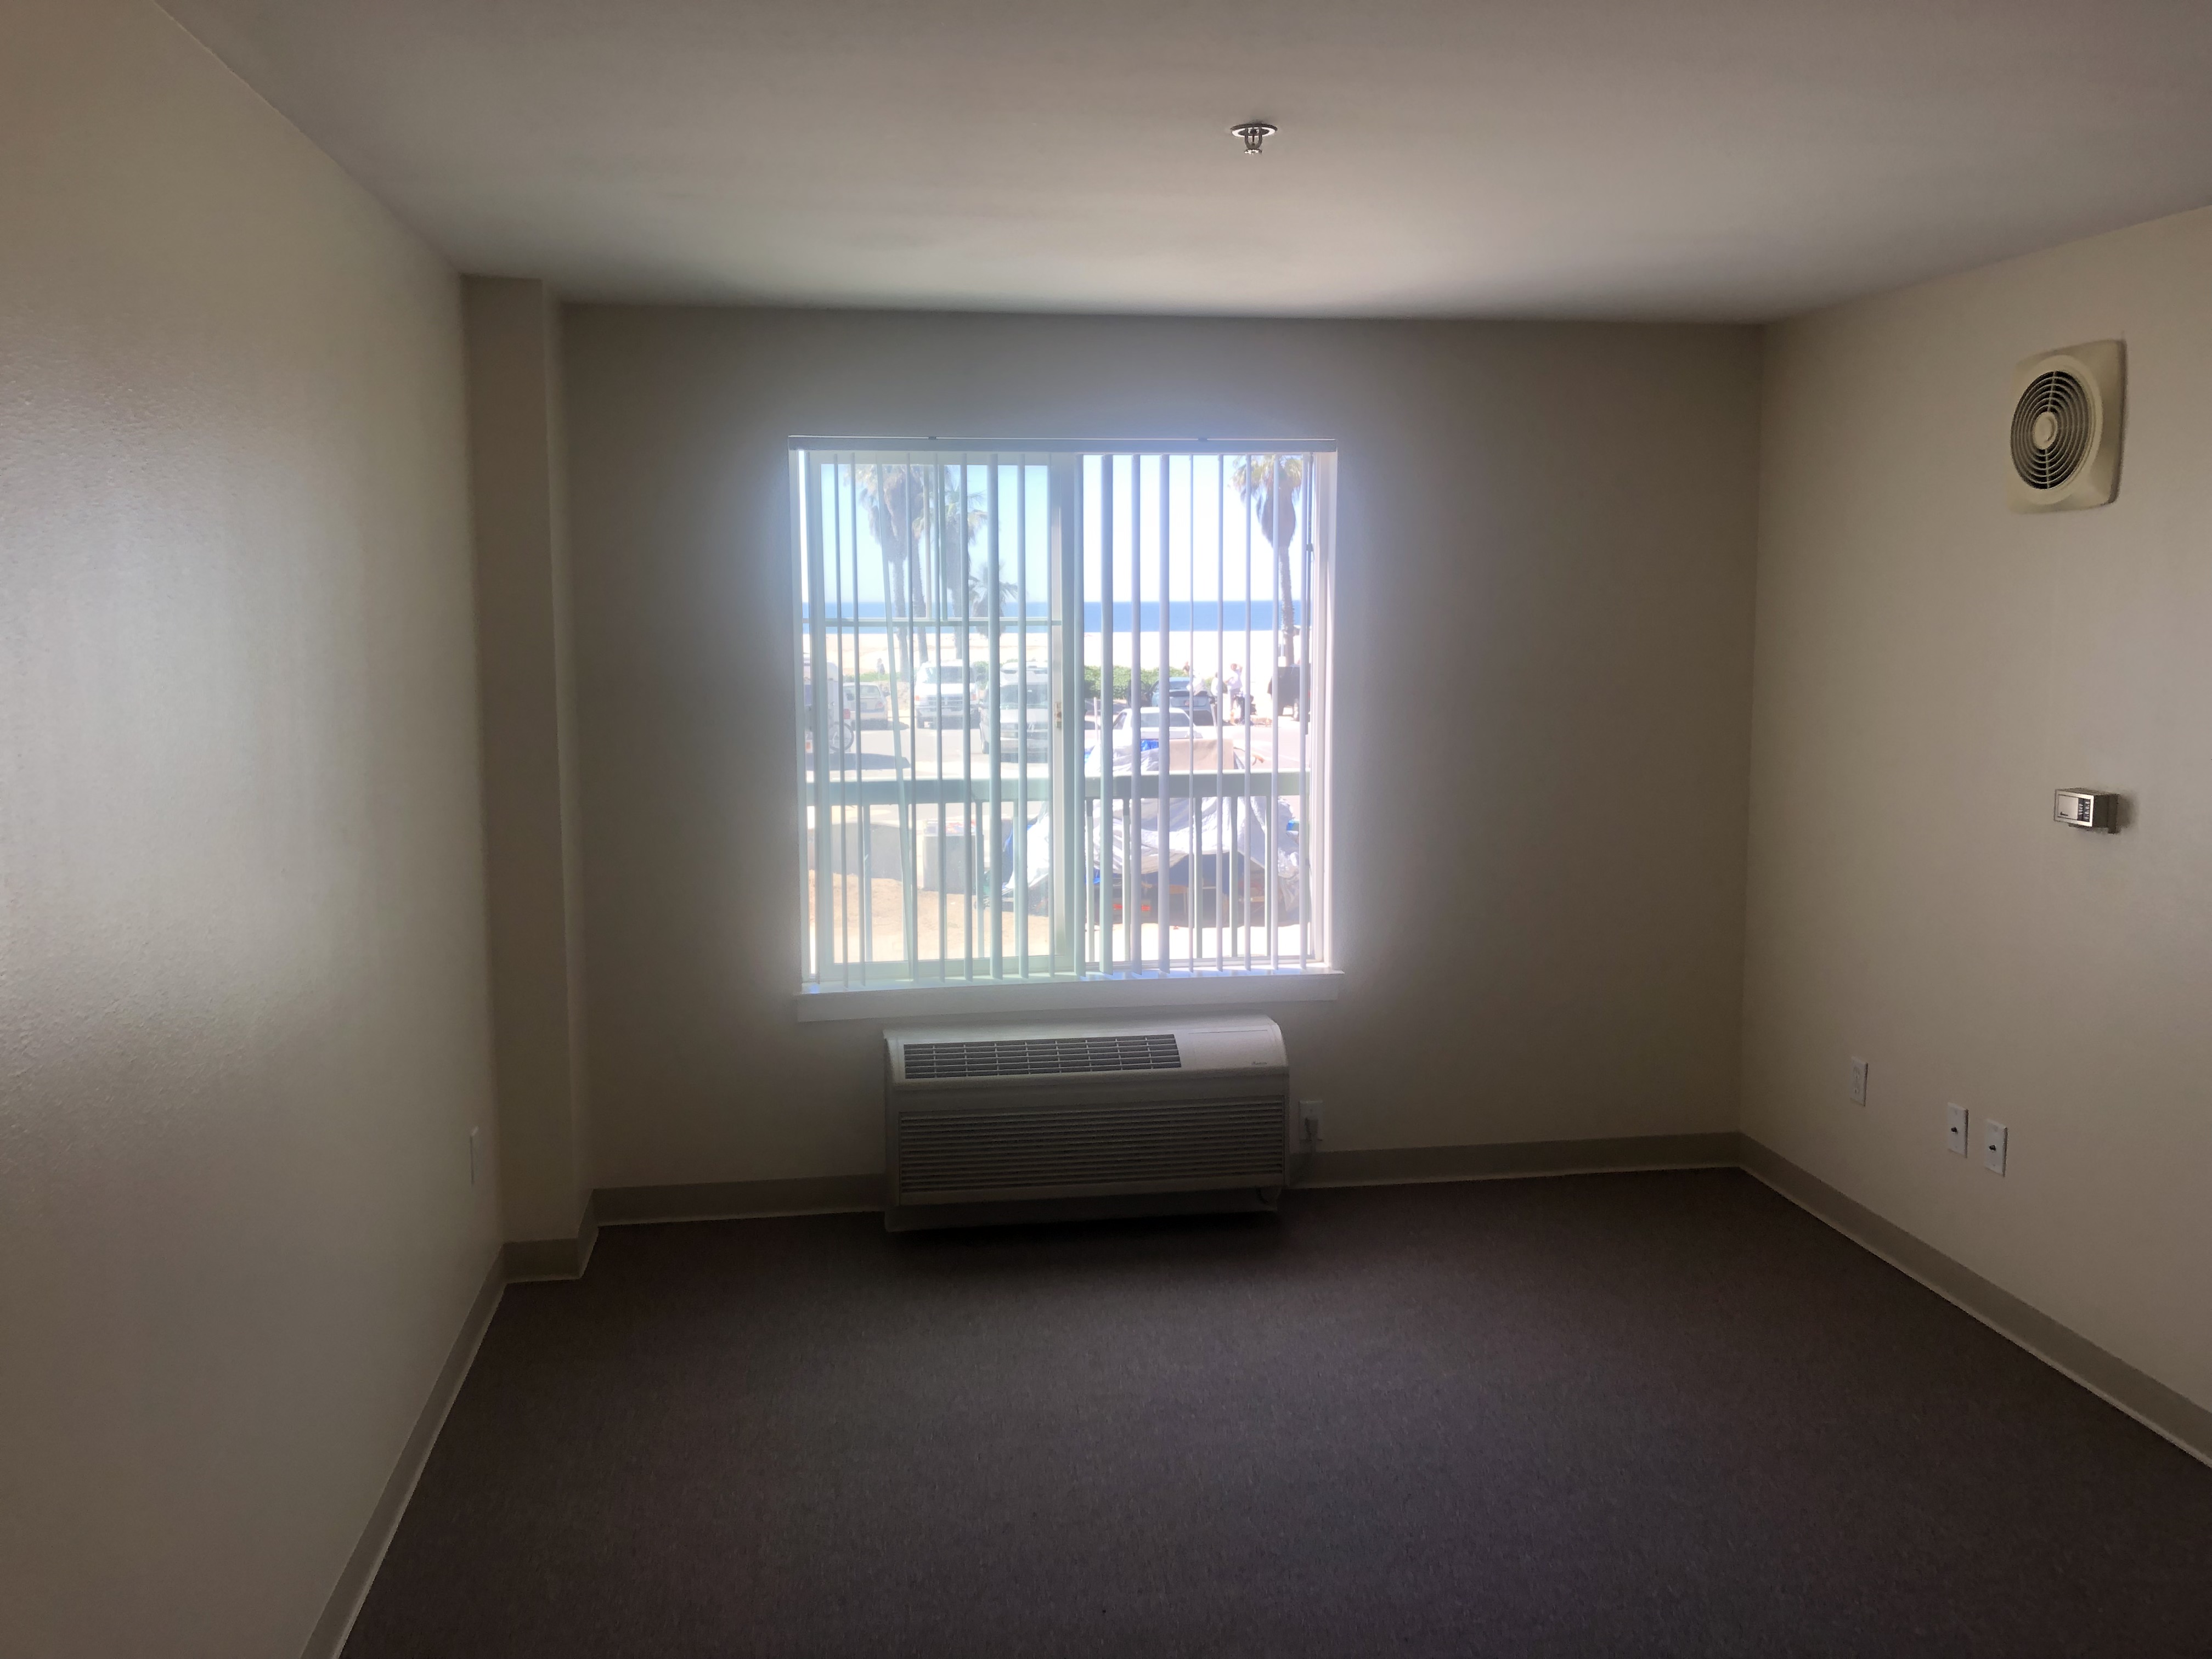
[884,1014,1289,1226]
[2008,340,2124,512]
[903,1033,1180,1080]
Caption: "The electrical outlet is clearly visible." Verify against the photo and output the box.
[469,1126,482,1188]
[1981,1119,2007,1176]
[1300,1098,1324,1148]
[1945,1104,1968,1156]
[1847,1056,1869,1107]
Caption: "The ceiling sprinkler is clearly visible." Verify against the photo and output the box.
[1231,122,1277,157]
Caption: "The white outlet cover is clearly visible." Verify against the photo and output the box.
[1945,1103,1968,1156]
[1848,1056,1869,1106]
[1982,1119,2007,1175]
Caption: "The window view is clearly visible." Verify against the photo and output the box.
[795,442,1331,990]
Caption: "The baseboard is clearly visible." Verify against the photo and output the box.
[593,1172,884,1226]
[299,1248,506,1659]
[586,1139,1741,1226]
[502,1194,600,1282]
[1304,1131,1742,1188]
[1740,1135,2212,1470]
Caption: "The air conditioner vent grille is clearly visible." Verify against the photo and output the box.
[2011,368,2093,491]
[904,1033,1180,1080]
[896,1097,1283,1197]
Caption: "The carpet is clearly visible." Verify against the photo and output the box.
[344,1170,2212,1658]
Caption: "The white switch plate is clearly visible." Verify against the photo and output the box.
[1981,1119,2007,1175]
[1847,1056,1869,1107]
[469,1126,481,1188]
[1300,1098,1324,1147]
[1945,1104,1968,1156]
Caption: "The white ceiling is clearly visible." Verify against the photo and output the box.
[161,0,2212,320]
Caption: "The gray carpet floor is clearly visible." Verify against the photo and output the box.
[343,1170,2212,1658]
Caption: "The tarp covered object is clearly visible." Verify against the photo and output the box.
[1008,726,1302,919]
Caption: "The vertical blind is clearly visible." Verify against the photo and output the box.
[794,440,1333,991]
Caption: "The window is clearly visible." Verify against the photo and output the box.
[794,441,1333,993]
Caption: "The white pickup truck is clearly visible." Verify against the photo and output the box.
[995,667,1053,761]
[913,660,988,728]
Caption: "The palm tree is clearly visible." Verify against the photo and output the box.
[852,462,927,773]
[854,462,1018,744]
[935,475,1001,623]
[853,461,927,620]
[855,461,1007,624]
[1231,455,1306,679]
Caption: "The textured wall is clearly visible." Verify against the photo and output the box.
[562,308,1763,1189]
[1743,206,2212,1415]
[0,2,499,1654]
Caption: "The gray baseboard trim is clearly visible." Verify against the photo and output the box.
[299,1248,506,1659]
[1740,1135,2212,1470]
[502,1195,600,1282]
[593,1172,885,1226]
[1304,1132,1742,1189]
[588,1141,1740,1226]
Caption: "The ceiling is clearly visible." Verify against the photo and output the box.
[161,0,2212,320]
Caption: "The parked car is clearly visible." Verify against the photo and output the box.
[996,667,1053,762]
[1166,675,1216,725]
[851,679,892,726]
[1085,707,1200,774]
[1073,706,1291,775]
[913,659,988,728]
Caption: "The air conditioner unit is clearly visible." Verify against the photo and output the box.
[2009,340,2124,512]
[883,1014,1290,1230]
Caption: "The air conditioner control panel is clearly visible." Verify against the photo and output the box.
[2054,788,2120,833]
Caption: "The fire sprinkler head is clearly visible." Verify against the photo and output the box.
[1231,122,1278,157]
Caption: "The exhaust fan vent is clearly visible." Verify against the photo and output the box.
[2011,370,2092,490]
[903,1032,1180,1081]
[2008,341,2123,512]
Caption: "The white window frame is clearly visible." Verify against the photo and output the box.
[791,438,1339,1020]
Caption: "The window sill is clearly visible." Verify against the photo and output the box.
[793,968,1342,1024]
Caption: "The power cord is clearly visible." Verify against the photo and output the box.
[1288,1102,1322,1190]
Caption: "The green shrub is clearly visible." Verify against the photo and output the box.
[1080,665,1160,704]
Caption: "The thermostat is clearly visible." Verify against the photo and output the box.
[2054,789,2119,832]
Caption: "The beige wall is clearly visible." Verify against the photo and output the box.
[1743,207,2212,1415]
[464,277,592,1247]
[0,2,499,1655]
[563,308,1763,1189]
